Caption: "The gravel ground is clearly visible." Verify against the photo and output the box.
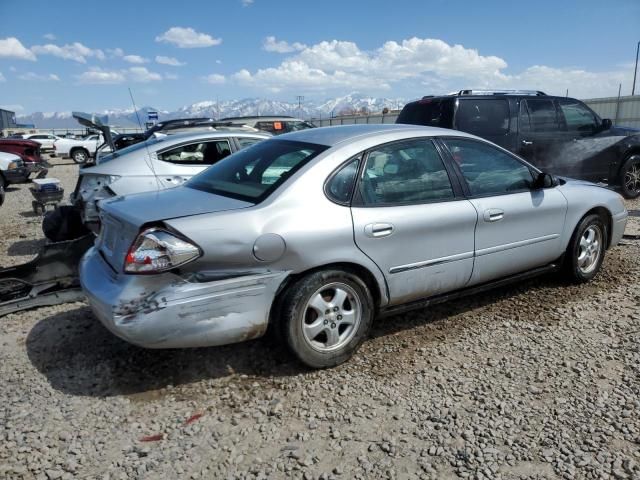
[1,157,639,480]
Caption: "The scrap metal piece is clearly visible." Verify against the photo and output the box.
[0,234,94,316]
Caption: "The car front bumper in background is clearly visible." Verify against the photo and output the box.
[3,166,29,184]
[80,247,289,349]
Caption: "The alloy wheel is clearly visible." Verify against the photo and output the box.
[577,225,603,275]
[301,282,362,352]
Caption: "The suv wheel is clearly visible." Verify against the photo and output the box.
[564,214,607,283]
[279,269,374,368]
[71,148,89,164]
[0,176,5,207]
[620,154,640,199]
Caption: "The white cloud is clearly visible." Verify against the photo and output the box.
[31,42,105,63]
[155,27,222,48]
[0,37,37,61]
[9,66,16,72]
[77,68,126,84]
[233,36,629,98]
[123,54,149,64]
[76,67,163,84]
[0,72,5,82]
[128,67,162,82]
[263,36,307,53]
[107,47,124,57]
[203,73,225,84]
[241,0,254,6]
[155,55,185,66]
[43,33,56,41]
[165,73,179,80]
[0,104,23,111]
[216,59,222,64]
[18,72,60,82]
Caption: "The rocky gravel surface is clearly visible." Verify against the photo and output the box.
[1,157,639,479]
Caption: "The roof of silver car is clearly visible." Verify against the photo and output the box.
[278,123,474,147]
[155,129,272,143]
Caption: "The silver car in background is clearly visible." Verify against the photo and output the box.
[80,124,627,368]
[70,130,270,231]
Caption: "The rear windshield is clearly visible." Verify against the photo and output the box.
[396,98,454,128]
[187,139,329,203]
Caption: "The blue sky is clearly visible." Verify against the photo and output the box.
[1,0,639,114]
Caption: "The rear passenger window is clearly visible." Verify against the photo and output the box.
[444,138,534,196]
[455,99,510,135]
[158,140,231,165]
[326,156,361,204]
[520,99,560,132]
[359,139,454,205]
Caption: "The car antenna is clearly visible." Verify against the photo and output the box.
[128,87,162,191]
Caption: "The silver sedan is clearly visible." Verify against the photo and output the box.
[80,124,628,368]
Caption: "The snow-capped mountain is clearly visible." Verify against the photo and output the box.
[16,93,405,129]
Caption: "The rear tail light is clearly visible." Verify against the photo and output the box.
[124,228,201,274]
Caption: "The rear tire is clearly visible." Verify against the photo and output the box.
[279,269,374,368]
[620,154,640,199]
[564,214,607,283]
[71,148,90,165]
[0,175,5,206]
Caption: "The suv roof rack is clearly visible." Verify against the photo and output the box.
[457,89,547,96]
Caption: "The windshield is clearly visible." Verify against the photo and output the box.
[187,139,329,203]
[98,136,166,163]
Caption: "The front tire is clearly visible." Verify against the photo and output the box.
[564,214,607,283]
[71,148,89,165]
[620,154,640,199]
[279,269,374,368]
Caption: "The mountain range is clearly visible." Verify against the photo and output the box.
[16,93,407,129]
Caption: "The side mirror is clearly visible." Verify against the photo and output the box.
[533,172,555,189]
[602,118,612,130]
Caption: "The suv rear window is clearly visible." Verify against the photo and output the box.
[455,99,510,135]
[396,98,454,128]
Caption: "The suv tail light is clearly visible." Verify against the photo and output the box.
[124,228,201,274]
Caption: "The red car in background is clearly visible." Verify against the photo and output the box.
[0,139,49,180]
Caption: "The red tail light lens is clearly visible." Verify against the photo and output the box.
[124,228,201,274]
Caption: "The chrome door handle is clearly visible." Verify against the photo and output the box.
[483,209,504,222]
[521,140,533,146]
[364,223,394,238]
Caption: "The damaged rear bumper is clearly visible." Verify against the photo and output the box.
[79,247,289,348]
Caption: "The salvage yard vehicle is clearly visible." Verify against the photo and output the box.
[79,124,627,368]
[220,116,316,135]
[396,90,640,198]
[0,138,49,179]
[22,133,61,152]
[53,133,108,164]
[0,151,28,206]
[68,130,270,234]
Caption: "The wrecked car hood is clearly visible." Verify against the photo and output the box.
[99,186,253,227]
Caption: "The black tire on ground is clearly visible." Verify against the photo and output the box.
[620,154,640,199]
[71,148,90,165]
[0,175,5,206]
[564,213,607,284]
[279,269,374,369]
[42,205,90,242]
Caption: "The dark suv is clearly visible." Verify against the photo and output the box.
[396,90,640,198]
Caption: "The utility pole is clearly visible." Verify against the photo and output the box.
[633,40,640,96]
[296,95,304,117]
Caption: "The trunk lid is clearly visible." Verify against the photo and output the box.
[96,186,253,271]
